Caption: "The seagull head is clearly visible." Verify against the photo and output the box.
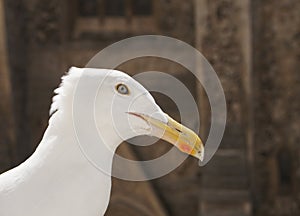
[52,67,204,161]
[83,68,204,161]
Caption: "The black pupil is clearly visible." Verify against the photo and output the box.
[118,85,127,94]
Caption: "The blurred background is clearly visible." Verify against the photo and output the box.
[0,0,299,215]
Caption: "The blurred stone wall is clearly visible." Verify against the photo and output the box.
[195,0,253,215]
[0,0,16,171]
[195,0,300,216]
[252,0,300,215]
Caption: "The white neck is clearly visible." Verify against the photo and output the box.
[0,111,119,216]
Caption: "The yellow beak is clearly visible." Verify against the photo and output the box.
[129,113,204,161]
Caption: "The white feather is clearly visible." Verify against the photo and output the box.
[0,67,165,216]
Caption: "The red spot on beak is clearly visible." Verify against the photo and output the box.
[179,143,192,153]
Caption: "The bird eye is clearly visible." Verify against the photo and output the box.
[116,84,129,95]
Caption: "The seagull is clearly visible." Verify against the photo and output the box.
[0,67,204,216]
